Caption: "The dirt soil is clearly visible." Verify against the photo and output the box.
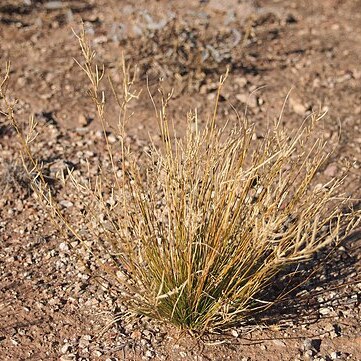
[0,0,360,360]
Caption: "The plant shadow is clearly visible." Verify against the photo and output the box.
[242,205,361,330]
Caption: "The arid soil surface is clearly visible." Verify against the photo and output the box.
[0,0,361,360]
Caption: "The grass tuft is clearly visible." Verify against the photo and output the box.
[1,29,360,333]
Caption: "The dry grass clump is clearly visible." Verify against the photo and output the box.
[122,12,273,93]
[1,31,359,333]
[125,18,243,91]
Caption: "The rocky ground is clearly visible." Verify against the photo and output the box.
[0,0,360,360]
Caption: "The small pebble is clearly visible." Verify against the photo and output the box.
[59,200,74,208]
[108,134,117,144]
[290,98,306,115]
[78,114,88,126]
[145,350,155,358]
[44,1,65,10]
[61,344,70,354]
[319,307,331,315]
[59,242,69,252]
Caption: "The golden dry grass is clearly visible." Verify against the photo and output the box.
[1,29,359,333]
